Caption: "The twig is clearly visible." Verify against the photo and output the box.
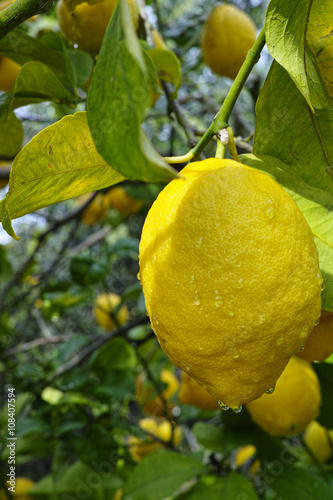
[0,0,55,41]
[0,335,67,359]
[161,81,197,147]
[68,226,112,256]
[52,316,150,379]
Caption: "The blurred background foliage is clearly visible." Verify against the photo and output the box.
[1,0,332,499]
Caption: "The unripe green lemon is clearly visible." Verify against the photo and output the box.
[201,4,256,79]
[139,159,322,409]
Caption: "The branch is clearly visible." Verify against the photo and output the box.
[52,316,150,379]
[191,27,266,159]
[0,335,67,359]
[0,0,55,41]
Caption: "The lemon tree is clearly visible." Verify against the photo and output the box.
[0,0,333,499]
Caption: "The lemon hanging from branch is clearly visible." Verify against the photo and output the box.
[139,158,322,409]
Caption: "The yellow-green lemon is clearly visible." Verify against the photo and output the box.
[201,4,256,79]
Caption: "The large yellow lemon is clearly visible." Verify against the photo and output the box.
[178,371,219,411]
[139,158,322,409]
[201,4,256,79]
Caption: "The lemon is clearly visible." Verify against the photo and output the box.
[0,56,20,92]
[201,4,256,79]
[139,158,322,409]
[0,478,35,500]
[105,186,143,216]
[79,192,109,225]
[234,445,260,475]
[128,417,182,461]
[136,368,179,416]
[178,371,219,411]
[304,420,333,463]
[113,489,123,500]
[297,310,333,363]
[0,161,11,189]
[246,356,321,436]
[93,292,129,331]
[57,0,139,55]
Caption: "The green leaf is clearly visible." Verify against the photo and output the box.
[184,473,259,500]
[253,61,333,192]
[0,28,67,79]
[240,153,333,311]
[90,337,137,374]
[0,112,125,238]
[0,61,74,122]
[123,450,206,500]
[192,422,229,454]
[314,362,333,428]
[87,0,177,183]
[269,465,332,499]
[265,0,331,110]
[0,112,23,158]
[67,49,94,86]
[147,48,182,90]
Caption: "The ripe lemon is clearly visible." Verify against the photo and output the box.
[128,417,182,461]
[304,420,333,463]
[297,310,333,363]
[136,368,179,416]
[0,56,20,92]
[1,477,35,500]
[0,160,11,188]
[178,371,219,411]
[93,292,129,331]
[246,356,321,436]
[234,445,260,475]
[57,0,139,55]
[201,4,256,79]
[105,186,143,216]
[79,192,109,225]
[139,158,322,409]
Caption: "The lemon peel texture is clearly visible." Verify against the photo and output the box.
[139,158,322,408]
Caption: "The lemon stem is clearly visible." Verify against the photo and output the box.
[215,141,226,159]
[164,151,195,164]
[0,0,53,40]
[226,126,240,162]
[191,26,266,160]
[299,434,330,478]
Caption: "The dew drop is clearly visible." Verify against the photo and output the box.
[266,206,275,219]
[276,336,284,345]
[137,272,141,281]
[252,375,260,383]
[298,344,305,352]
[266,385,275,394]
[218,401,229,411]
[193,291,201,306]
[214,290,223,307]
[237,278,244,289]
[313,360,321,364]
[197,342,204,351]
[258,314,266,324]
[300,324,308,338]
[196,236,203,249]
[152,255,157,263]
[233,353,240,359]
[314,317,320,326]
[227,303,234,317]
[232,405,243,414]
[321,282,325,291]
